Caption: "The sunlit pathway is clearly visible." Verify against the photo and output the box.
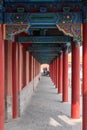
[5,76,82,130]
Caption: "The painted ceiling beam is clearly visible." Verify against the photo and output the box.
[32,53,58,57]
[31,43,64,47]
[30,25,57,29]
[33,54,58,59]
[26,47,61,52]
[4,12,82,24]
[32,54,58,57]
[18,36,71,43]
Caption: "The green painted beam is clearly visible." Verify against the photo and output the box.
[27,48,60,52]
[30,25,57,29]
[32,53,58,56]
[18,36,71,43]
[31,43,65,47]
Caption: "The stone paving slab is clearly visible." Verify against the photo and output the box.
[5,77,82,130]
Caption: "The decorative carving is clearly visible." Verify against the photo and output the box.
[5,13,30,24]
[56,23,82,42]
[56,12,82,24]
[5,24,30,41]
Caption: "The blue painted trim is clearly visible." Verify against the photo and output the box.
[4,12,82,24]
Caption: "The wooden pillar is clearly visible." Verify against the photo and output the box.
[53,61,55,84]
[29,53,31,82]
[26,51,29,84]
[83,23,87,130]
[58,53,63,94]
[0,25,4,130]
[71,41,80,119]
[62,49,68,102]
[31,56,33,81]
[4,40,8,121]
[55,58,57,88]
[12,41,18,118]
[22,48,26,88]
[51,62,53,81]
[18,44,23,91]
[49,63,52,79]
[56,56,59,92]
[5,41,12,120]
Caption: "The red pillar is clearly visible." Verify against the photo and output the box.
[54,60,56,86]
[22,49,26,87]
[29,53,32,82]
[31,56,33,81]
[4,40,8,120]
[56,56,59,90]
[18,44,23,91]
[55,58,57,88]
[53,61,55,83]
[58,53,63,93]
[52,62,54,82]
[50,63,52,79]
[54,59,56,87]
[12,41,18,118]
[62,49,68,102]
[0,25,4,130]
[26,51,29,84]
[52,62,53,81]
[71,41,80,119]
[83,23,87,130]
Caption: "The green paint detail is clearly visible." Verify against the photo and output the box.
[18,36,71,43]
[31,14,54,19]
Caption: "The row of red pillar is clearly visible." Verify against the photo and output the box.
[12,43,40,118]
[50,42,80,118]
[0,25,41,130]
[49,42,82,124]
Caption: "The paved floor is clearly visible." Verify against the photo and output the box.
[5,77,82,130]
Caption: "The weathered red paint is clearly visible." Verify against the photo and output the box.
[83,23,87,130]
[71,41,80,119]
[12,41,19,118]
[58,53,63,93]
[62,49,68,102]
[0,25,4,130]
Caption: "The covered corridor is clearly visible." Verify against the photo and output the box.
[5,76,82,130]
[0,0,87,130]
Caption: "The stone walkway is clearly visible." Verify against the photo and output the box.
[5,76,82,130]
